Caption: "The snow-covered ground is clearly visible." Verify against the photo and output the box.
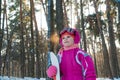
[97,78,120,80]
[0,76,45,80]
[0,76,119,80]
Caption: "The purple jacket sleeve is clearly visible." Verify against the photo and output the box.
[78,53,96,80]
[85,56,96,80]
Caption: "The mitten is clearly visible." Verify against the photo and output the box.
[46,65,57,78]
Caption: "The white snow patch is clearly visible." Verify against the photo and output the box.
[0,76,120,80]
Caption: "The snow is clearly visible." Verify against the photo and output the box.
[0,76,119,80]
[0,76,46,80]
[97,78,120,80]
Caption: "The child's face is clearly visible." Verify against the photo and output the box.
[62,34,74,47]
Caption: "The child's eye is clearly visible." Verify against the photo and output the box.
[62,35,71,39]
[62,37,65,39]
[66,36,71,38]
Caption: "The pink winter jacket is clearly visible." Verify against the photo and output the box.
[58,47,96,80]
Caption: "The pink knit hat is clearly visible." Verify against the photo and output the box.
[59,27,80,46]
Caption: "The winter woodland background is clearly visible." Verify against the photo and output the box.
[0,0,120,80]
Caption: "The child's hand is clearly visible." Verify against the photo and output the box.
[46,65,57,78]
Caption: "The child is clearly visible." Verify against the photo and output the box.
[46,27,96,80]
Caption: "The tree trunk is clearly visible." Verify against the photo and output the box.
[29,0,35,77]
[106,0,120,77]
[20,0,25,78]
[24,27,29,77]
[48,0,54,52]
[0,0,2,75]
[117,2,120,43]
[4,0,11,77]
[92,37,98,77]
[93,0,113,78]
[0,0,3,75]
[31,0,41,78]
[118,2,120,22]
[80,0,87,51]
[56,0,64,32]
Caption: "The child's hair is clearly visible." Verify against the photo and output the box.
[59,27,80,46]
[61,32,75,39]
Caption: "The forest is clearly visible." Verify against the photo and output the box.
[0,0,120,79]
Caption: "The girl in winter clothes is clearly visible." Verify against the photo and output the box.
[46,27,96,80]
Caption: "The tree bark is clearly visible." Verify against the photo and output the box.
[56,0,64,32]
[29,0,35,77]
[106,0,120,77]
[0,0,3,75]
[93,0,113,78]
[20,0,25,77]
[31,0,41,78]
[80,0,87,51]
[48,0,54,51]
